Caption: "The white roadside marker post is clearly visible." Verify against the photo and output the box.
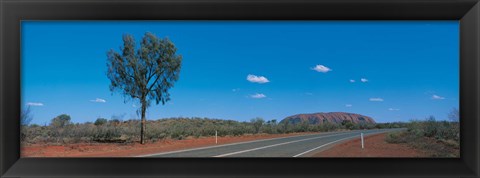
[361,133,364,149]
[215,130,218,144]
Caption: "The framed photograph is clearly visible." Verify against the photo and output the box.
[1,0,479,177]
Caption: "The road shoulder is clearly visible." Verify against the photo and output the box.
[311,133,426,157]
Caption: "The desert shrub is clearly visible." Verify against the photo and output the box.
[109,119,121,126]
[406,117,459,141]
[50,114,72,129]
[385,132,400,143]
[94,118,108,126]
[145,122,167,140]
[320,122,340,132]
[385,131,409,143]
[423,116,439,137]
[47,114,73,143]
[251,117,265,133]
[341,120,355,130]
[263,119,278,134]
[385,116,460,157]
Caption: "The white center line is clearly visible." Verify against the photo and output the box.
[136,131,349,157]
[213,132,355,157]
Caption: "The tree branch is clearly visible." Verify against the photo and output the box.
[146,67,166,93]
[147,74,162,92]
[145,66,155,86]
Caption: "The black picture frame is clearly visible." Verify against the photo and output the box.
[1,0,479,177]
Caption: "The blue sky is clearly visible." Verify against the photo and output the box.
[21,21,459,125]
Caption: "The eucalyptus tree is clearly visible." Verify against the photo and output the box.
[107,32,182,144]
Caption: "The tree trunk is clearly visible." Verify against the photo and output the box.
[140,103,147,144]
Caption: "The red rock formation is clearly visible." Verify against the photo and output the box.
[281,112,376,125]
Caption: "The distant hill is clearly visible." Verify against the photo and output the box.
[280,112,376,125]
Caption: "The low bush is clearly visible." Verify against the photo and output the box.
[385,131,408,144]
[385,116,460,157]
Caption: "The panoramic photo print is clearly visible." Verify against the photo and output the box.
[21,21,459,157]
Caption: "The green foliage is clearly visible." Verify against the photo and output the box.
[385,131,408,143]
[20,106,34,142]
[94,118,108,126]
[50,114,71,128]
[406,117,459,141]
[341,120,355,130]
[106,32,182,106]
[385,115,460,157]
[375,122,408,129]
[250,117,265,133]
[106,32,183,144]
[263,119,278,134]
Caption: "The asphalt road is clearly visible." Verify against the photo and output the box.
[142,128,404,157]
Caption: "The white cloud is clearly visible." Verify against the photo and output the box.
[369,98,384,102]
[388,108,400,111]
[27,102,44,106]
[432,95,445,100]
[345,104,352,107]
[90,98,106,103]
[250,93,266,99]
[349,79,355,83]
[312,65,332,73]
[360,78,368,83]
[247,74,270,84]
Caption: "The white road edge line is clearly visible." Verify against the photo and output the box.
[135,130,354,157]
[292,135,360,157]
[212,132,355,157]
[292,131,389,157]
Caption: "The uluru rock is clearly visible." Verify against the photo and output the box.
[280,112,376,125]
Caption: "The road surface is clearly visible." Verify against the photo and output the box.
[142,128,404,157]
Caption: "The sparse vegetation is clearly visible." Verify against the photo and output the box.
[20,106,33,142]
[385,108,460,157]
[21,115,402,145]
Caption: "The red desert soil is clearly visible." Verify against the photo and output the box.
[21,132,315,157]
[313,133,426,157]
